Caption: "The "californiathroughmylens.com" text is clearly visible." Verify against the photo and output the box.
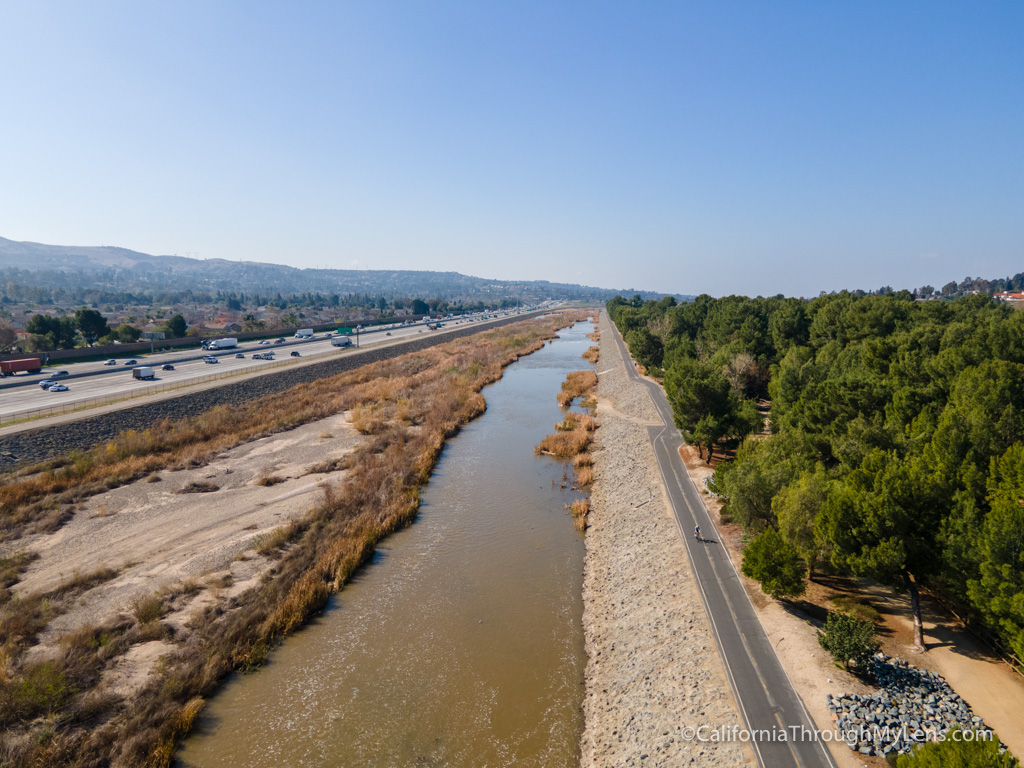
[682,724,995,744]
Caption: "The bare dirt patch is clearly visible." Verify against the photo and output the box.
[13,412,362,693]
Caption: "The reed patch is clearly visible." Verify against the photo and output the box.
[556,370,597,407]
[536,365,600,529]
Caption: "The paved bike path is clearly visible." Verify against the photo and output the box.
[607,322,837,768]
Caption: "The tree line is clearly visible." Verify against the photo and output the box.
[18,310,189,351]
[607,291,1024,660]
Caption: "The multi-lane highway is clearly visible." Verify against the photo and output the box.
[606,320,838,768]
[0,311,530,424]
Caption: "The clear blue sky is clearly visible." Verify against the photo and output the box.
[1,1,1021,297]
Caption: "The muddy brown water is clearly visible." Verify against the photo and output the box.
[178,321,594,768]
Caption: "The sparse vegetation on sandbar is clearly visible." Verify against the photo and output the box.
[582,345,599,364]
[556,370,597,407]
[0,311,587,768]
[536,342,600,529]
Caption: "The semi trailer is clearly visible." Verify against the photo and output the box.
[0,358,43,375]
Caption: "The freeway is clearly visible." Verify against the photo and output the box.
[606,321,837,768]
[0,311,529,424]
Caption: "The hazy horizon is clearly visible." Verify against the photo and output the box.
[1,2,1020,298]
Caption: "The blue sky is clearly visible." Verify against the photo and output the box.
[1,1,1021,297]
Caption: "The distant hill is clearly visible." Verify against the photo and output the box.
[0,236,685,303]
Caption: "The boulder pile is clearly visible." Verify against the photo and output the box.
[827,654,1001,758]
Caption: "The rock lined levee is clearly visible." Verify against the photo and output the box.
[580,310,754,768]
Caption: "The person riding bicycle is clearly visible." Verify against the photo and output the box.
[694,525,701,541]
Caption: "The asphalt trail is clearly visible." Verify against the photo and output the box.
[606,321,837,768]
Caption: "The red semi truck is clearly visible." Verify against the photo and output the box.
[0,358,43,376]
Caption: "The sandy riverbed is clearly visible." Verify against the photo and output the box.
[579,311,754,767]
[12,411,363,696]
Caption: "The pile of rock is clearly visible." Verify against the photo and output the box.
[827,654,998,758]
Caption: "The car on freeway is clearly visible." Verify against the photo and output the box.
[257,339,271,345]
[386,332,392,335]
[274,338,285,343]
[124,360,137,366]
[38,379,57,389]
[50,370,70,378]
[203,356,218,364]
[104,359,117,365]
[290,351,301,357]
[161,364,175,371]
[47,383,69,392]
[235,353,245,358]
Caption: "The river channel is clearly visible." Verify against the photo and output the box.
[178,320,594,768]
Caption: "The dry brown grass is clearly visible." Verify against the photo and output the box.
[54,566,118,596]
[175,481,219,494]
[535,428,591,458]
[582,345,599,364]
[569,498,590,530]
[255,469,286,487]
[0,310,590,768]
[131,593,164,625]
[556,370,598,407]
[556,411,597,432]
[538,366,599,529]
[575,465,594,486]
[0,551,38,606]
[349,402,386,434]
[305,456,351,475]
[253,523,301,556]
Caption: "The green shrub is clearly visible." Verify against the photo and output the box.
[0,661,71,724]
[741,528,806,599]
[817,611,879,671]
[895,728,1017,767]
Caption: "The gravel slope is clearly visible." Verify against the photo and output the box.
[580,312,753,768]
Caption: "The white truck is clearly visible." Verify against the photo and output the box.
[294,328,314,339]
[331,336,353,348]
[132,366,155,380]
[203,338,238,350]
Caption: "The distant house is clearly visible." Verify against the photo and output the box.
[205,321,242,333]
[994,291,1024,302]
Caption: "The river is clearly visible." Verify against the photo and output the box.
[178,320,594,768]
